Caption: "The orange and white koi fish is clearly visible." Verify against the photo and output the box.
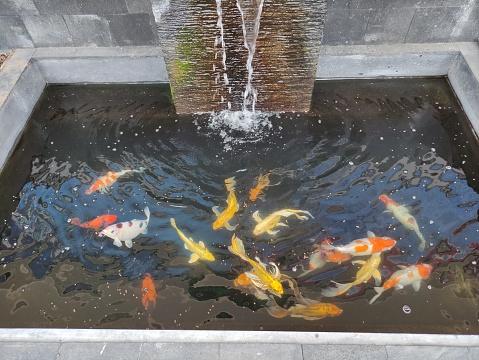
[142,273,156,310]
[369,263,433,304]
[70,214,117,230]
[320,231,396,257]
[85,168,145,195]
[228,234,284,296]
[253,209,313,236]
[322,253,382,297]
[299,239,352,278]
[99,206,150,248]
[265,297,343,321]
[212,177,239,231]
[249,173,272,201]
[170,218,215,263]
[379,194,426,250]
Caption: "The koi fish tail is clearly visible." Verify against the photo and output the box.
[322,282,352,297]
[144,206,150,222]
[369,287,385,304]
[170,217,179,231]
[264,299,289,319]
[416,231,426,250]
[225,177,236,192]
[134,167,146,173]
[228,235,249,262]
[70,218,82,226]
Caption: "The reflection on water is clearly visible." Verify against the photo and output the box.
[1,79,479,333]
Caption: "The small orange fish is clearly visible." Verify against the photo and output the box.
[249,173,271,201]
[86,168,144,195]
[70,214,117,230]
[142,273,156,310]
[233,273,254,287]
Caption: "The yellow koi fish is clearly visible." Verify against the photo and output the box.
[170,218,215,263]
[228,235,284,296]
[379,195,426,250]
[265,297,343,321]
[322,253,382,297]
[212,177,239,231]
[252,209,313,236]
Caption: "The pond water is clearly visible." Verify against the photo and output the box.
[0,78,478,333]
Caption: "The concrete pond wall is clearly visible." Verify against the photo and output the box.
[0,0,479,50]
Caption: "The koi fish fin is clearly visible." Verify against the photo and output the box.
[189,253,200,263]
[352,260,366,265]
[397,265,407,269]
[383,210,392,214]
[125,239,133,248]
[252,211,262,223]
[224,221,238,231]
[70,218,81,226]
[199,241,206,249]
[369,287,385,304]
[144,206,150,221]
[264,300,288,319]
[228,235,249,262]
[212,206,221,216]
[367,230,376,238]
[372,270,382,286]
[184,243,189,250]
[322,282,352,297]
[112,238,122,247]
[277,222,288,227]
[135,167,146,173]
[267,229,280,236]
[412,281,421,292]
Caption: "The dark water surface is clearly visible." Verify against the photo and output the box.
[1,79,479,333]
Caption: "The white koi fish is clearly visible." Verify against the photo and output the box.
[99,206,150,248]
[369,263,433,304]
[379,195,426,250]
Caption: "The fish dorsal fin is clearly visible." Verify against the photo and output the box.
[367,231,376,238]
[199,241,206,249]
[184,243,189,250]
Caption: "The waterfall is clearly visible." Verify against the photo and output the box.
[215,0,231,109]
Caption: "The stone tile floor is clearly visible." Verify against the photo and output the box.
[1,342,478,360]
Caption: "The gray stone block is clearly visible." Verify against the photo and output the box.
[364,7,415,44]
[442,0,473,6]
[449,6,479,42]
[385,0,444,7]
[126,0,153,13]
[0,0,38,15]
[64,15,113,47]
[57,342,141,360]
[322,9,371,45]
[327,0,381,9]
[219,343,303,360]
[106,13,157,46]
[303,344,388,360]
[32,0,80,15]
[405,7,471,43]
[0,16,34,49]
[0,342,60,360]
[21,15,73,46]
[140,343,220,360]
[468,347,479,358]
[385,346,473,360]
[78,0,128,15]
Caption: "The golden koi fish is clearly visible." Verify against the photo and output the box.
[212,177,239,231]
[249,173,272,201]
[228,234,284,296]
[252,209,313,236]
[322,253,382,297]
[265,297,342,321]
[170,218,215,263]
[379,194,426,250]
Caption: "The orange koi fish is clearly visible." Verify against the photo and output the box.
[320,231,396,257]
[249,173,271,201]
[233,273,254,288]
[265,297,343,321]
[212,177,239,231]
[379,194,426,250]
[70,214,117,230]
[141,273,157,310]
[86,168,144,194]
[369,263,433,304]
[299,239,351,278]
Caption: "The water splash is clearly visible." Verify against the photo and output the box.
[215,0,230,109]
[237,0,265,113]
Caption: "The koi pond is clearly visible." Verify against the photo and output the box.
[1,78,478,334]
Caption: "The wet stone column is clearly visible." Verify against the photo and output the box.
[153,0,327,114]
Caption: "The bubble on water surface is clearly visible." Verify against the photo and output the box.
[402,305,411,314]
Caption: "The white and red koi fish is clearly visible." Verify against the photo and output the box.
[99,206,150,248]
[379,194,426,250]
[369,263,433,304]
[322,253,382,297]
[299,239,352,278]
[86,168,145,194]
[320,231,396,257]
